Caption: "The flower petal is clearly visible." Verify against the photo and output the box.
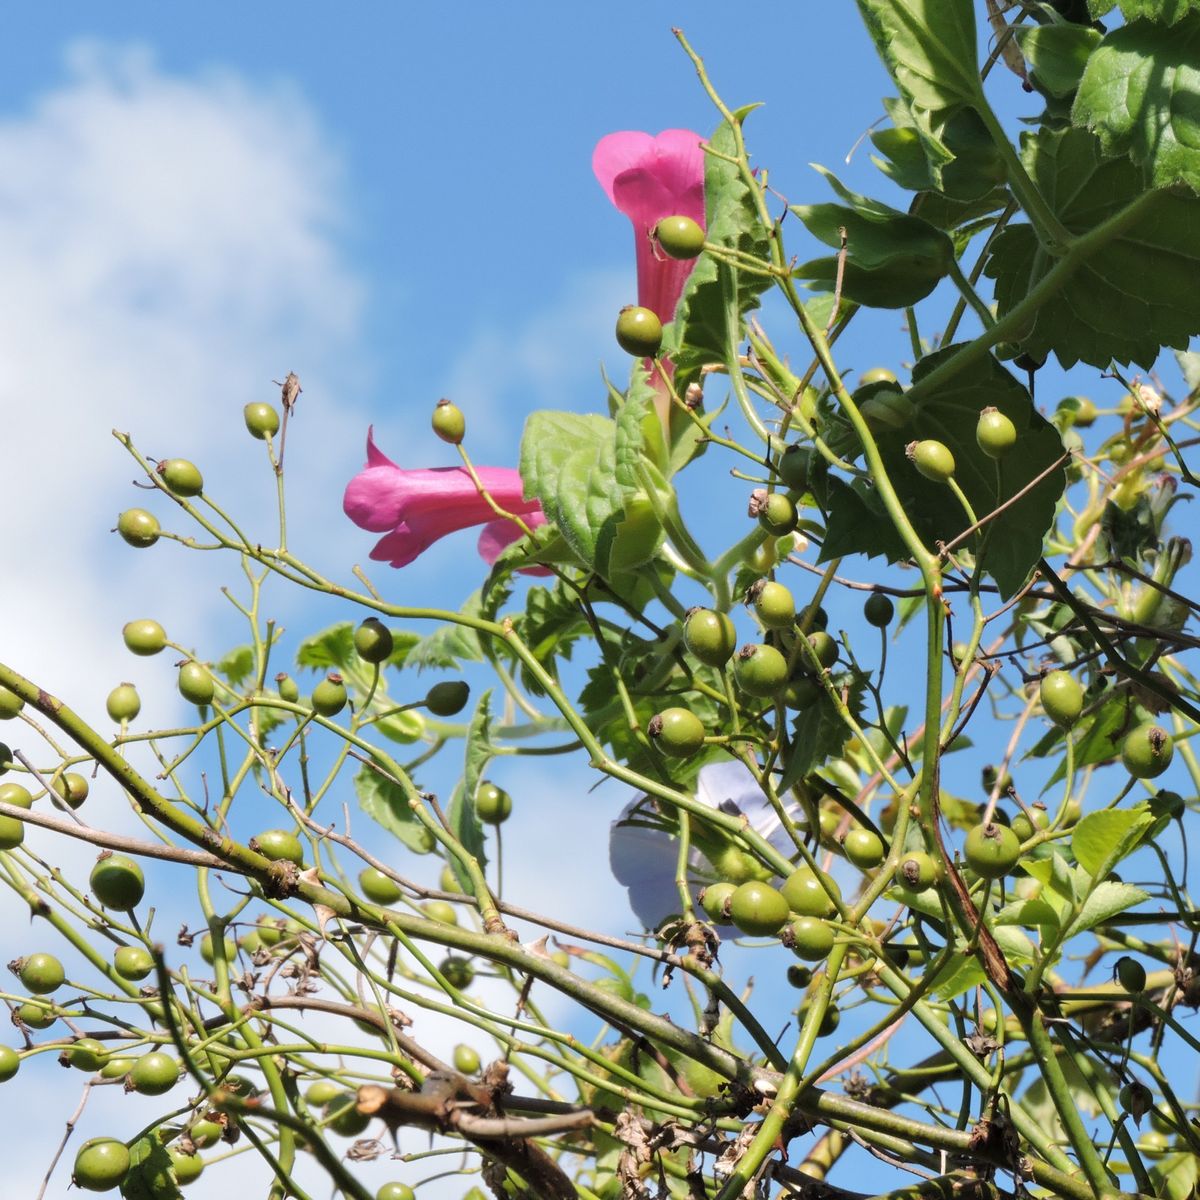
[592,131,659,206]
[478,515,554,577]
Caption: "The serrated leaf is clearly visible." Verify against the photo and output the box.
[1073,16,1200,192]
[854,0,982,184]
[821,476,909,563]
[445,690,494,889]
[1072,804,1154,877]
[823,348,1067,598]
[1068,880,1150,935]
[406,595,486,671]
[520,409,663,577]
[215,645,254,688]
[778,672,868,794]
[1176,348,1200,392]
[663,120,772,391]
[121,1132,180,1200]
[355,765,437,854]
[297,622,417,674]
[792,170,954,307]
[984,127,1200,369]
[1032,691,1130,787]
[1016,23,1102,98]
[1090,0,1200,22]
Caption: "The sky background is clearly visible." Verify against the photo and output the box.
[0,5,1191,1198]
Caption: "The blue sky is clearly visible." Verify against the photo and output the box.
[0,6,1192,1198]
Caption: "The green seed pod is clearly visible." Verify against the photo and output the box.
[432,398,466,444]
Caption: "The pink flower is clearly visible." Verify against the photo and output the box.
[344,428,544,569]
[593,129,706,324]
[478,514,552,577]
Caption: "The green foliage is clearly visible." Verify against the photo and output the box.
[984,127,1200,368]
[1073,15,1200,192]
[1016,24,1102,98]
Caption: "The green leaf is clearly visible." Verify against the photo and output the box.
[792,169,955,307]
[664,120,772,390]
[121,1132,180,1200]
[984,127,1200,368]
[995,897,1061,929]
[521,389,671,579]
[1030,690,1130,787]
[355,764,436,854]
[1016,24,1102,98]
[1068,880,1150,936]
[870,100,1009,212]
[1176,348,1200,392]
[406,595,486,671]
[820,476,909,563]
[854,0,982,183]
[1089,0,1200,28]
[297,622,417,674]
[1072,805,1154,877]
[778,671,868,794]
[215,645,254,688]
[1073,16,1200,192]
[821,348,1067,598]
[445,690,494,889]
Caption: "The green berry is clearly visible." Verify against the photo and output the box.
[654,214,705,259]
[0,809,24,851]
[750,580,796,630]
[244,402,280,439]
[305,1079,341,1107]
[1065,396,1097,428]
[786,965,812,989]
[354,618,394,664]
[1011,805,1049,842]
[252,829,304,866]
[781,867,840,917]
[1116,955,1147,994]
[1040,671,1083,729]
[311,673,348,717]
[615,305,663,357]
[432,398,466,444]
[73,1138,131,1192]
[275,673,299,703]
[377,1184,416,1200]
[798,1000,840,1038]
[0,686,24,719]
[199,933,236,965]
[907,440,956,483]
[0,742,13,775]
[105,683,140,723]
[787,916,835,962]
[117,509,160,548]
[649,707,706,758]
[1150,790,1186,821]
[700,881,736,922]
[439,956,475,989]
[0,1045,19,1082]
[130,1051,179,1095]
[843,828,886,869]
[683,608,737,668]
[158,458,204,497]
[728,881,790,936]
[806,630,838,671]
[896,851,940,893]
[53,771,89,809]
[733,643,789,699]
[425,680,470,716]
[123,620,166,656]
[326,1092,372,1137]
[178,662,215,706]
[776,445,812,491]
[423,900,458,925]
[453,1043,481,1074]
[860,367,898,386]
[976,408,1017,458]
[1121,724,1174,779]
[359,867,403,905]
[0,783,30,810]
[90,854,145,910]
[19,952,65,993]
[798,604,828,631]
[16,1001,56,1029]
[168,1148,204,1185]
[783,676,822,710]
[963,822,1020,879]
[750,489,798,536]
[65,1038,108,1072]
[114,946,154,981]
[475,781,512,824]
[864,593,894,627]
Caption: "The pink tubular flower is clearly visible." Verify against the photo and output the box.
[343,428,544,570]
[592,129,706,324]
